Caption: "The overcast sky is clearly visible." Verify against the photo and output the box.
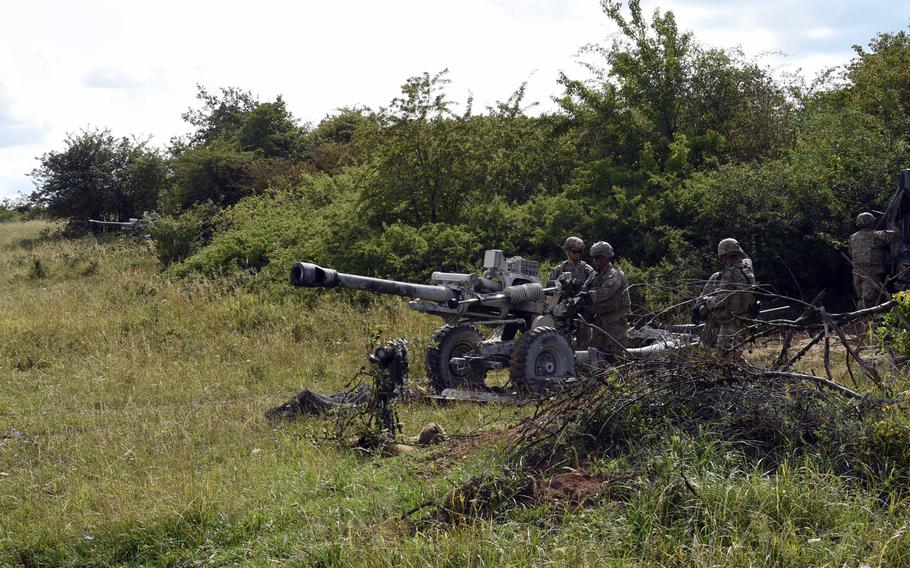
[1,0,907,201]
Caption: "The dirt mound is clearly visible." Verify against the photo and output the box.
[427,424,526,467]
[411,468,634,526]
[527,470,634,507]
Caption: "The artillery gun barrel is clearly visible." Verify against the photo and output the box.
[290,262,457,303]
[758,305,789,316]
[88,219,142,231]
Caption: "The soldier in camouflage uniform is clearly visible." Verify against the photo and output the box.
[549,237,595,348]
[694,238,756,352]
[549,236,594,283]
[577,241,631,355]
[849,212,898,309]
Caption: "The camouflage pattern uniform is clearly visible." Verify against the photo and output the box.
[551,236,594,348]
[697,239,755,350]
[549,259,593,285]
[849,212,898,309]
[549,236,593,283]
[581,243,631,355]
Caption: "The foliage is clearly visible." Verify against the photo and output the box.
[338,222,482,281]
[878,291,910,355]
[159,86,315,210]
[162,139,257,211]
[357,70,475,226]
[236,97,310,159]
[841,29,910,142]
[29,128,169,221]
[148,202,220,266]
[177,85,312,158]
[310,107,374,173]
[179,85,260,148]
[169,169,487,284]
[0,198,40,223]
[167,171,355,281]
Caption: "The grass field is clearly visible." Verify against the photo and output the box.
[2,221,910,567]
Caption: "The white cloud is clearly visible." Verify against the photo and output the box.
[0,145,42,200]
[83,67,145,89]
[807,26,836,39]
[0,84,47,148]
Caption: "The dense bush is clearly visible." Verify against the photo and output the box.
[149,202,220,266]
[877,291,910,355]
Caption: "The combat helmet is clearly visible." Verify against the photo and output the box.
[562,236,585,251]
[855,212,875,229]
[717,238,743,257]
[590,241,614,258]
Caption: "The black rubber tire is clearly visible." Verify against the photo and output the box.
[509,327,575,390]
[425,324,486,393]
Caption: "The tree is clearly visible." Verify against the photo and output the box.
[563,0,794,172]
[164,86,314,210]
[237,97,309,159]
[178,85,311,160]
[602,0,693,146]
[162,139,256,212]
[360,70,475,225]
[359,71,576,228]
[840,29,910,143]
[310,107,375,173]
[29,128,168,220]
[180,85,258,148]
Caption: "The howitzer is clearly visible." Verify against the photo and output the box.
[88,211,159,237]
[291,250,550,321]
[291,250,694,394]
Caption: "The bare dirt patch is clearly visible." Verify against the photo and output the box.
[426,424,526,468]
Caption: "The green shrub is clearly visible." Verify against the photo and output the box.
[165,170,357,284]
[877,291,910,355]
[149,202,219,266]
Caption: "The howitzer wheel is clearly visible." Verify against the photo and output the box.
[426,324,487,393]
[509,327,575,392]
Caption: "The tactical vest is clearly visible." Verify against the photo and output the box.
[705,258,755,318]
[724,262,755,315]
[849,229,884,270]
[585,266,632,322]
[552,259,593,283]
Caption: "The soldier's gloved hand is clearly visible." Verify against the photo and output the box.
[691,305,701,325]
[748,300,761,318]
[573,291,592,306]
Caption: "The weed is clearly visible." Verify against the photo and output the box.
[13,352,47,371]
[28,258,46,280]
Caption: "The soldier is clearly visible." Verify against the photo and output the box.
[549,236,594,284]
[849,212,898,309]
[549,237,595,348]
[693,238,755,352]
[576,241,631,355]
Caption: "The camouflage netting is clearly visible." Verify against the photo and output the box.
[264,384,373,421]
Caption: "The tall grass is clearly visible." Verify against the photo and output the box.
[1,221,909,566]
